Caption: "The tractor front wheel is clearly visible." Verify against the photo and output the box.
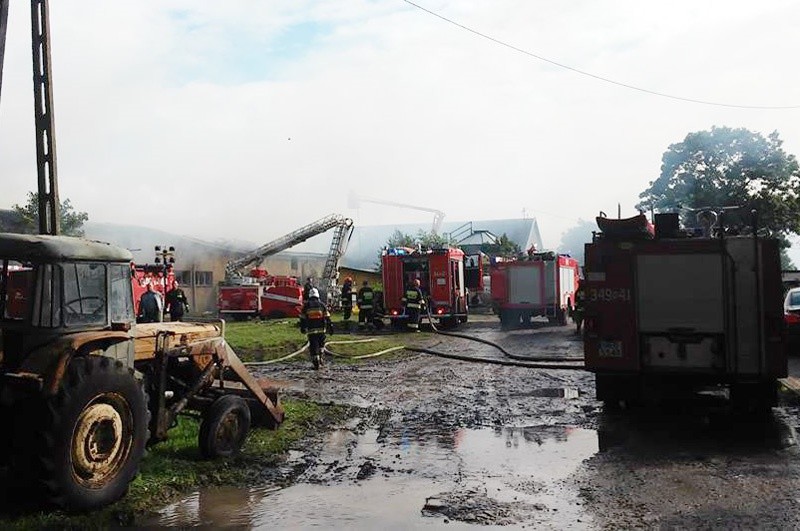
[199,395,252,459]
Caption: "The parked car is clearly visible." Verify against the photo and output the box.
[785,287,800,354]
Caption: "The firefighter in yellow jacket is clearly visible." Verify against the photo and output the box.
[402,278,425,332]
[299,288,333,369]
[357,280,375,330]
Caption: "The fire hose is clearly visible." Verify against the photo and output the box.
[245,305,587,370]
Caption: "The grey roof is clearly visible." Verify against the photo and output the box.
[0,232,133,262]
[335,218,542,272]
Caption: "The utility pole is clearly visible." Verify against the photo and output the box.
[0,0,9,105]
[31,0,60,235]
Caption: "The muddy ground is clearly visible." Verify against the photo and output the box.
[148,314,800,529]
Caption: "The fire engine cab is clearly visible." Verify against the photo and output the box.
[490,252,580,329]
[382,246,468,328]
[583,211,787,410]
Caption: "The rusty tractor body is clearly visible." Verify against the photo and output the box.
[0,233,283,511]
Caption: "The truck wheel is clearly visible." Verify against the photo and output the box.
[17,356,148,511]
[199,395,251,459]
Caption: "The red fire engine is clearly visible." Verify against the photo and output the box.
[583,212,787,409]
[218,268,303,320]
[218,214,353,320]
[490,252,580,329]
[382,246,468,328]
[131,264,175,317]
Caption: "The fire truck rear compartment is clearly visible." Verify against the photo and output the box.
[637,253,727,371]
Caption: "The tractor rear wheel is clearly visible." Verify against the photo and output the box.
[15,356,148,511]
[199,395,251,459]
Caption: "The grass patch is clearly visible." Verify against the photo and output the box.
[0,399,349,529]
[225,319,305,361]
[224,312,411,363]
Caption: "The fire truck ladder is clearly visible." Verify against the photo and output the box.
[320,218,354,303]
[225,214,353,279]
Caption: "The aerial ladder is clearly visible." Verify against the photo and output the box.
[225,213,353,280]
[220,214,353,317]
[348,192,445,234]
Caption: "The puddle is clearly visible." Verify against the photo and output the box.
[148,425,599,528]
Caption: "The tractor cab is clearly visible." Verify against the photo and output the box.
[0,233,135,364]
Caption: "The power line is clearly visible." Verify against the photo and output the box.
[402,0,800,110]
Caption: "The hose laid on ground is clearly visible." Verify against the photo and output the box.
[242,342,309,366]
[325,345,406,360]
[246,308,586,370]
[324,320,585,370]
[404,345,585,370]
[423,305,585,364]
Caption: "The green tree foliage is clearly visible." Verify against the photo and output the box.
[386,229,415,248]
[637,127,800,238]
[479,233,521,258]
[557,219,596,265]
[12,191,89,237]
[386,229,448,249]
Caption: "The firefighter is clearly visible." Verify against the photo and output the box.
[357,280,375,330]
[165,281,189,322]
[402,278,425,332]
[573,284,586,335]
[299,288,333,369]
[341,277,354,321]
[303,277,314,301]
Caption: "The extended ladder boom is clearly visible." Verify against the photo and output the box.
[320,218,354,297]
[226,214,353,278]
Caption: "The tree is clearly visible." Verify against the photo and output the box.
[557,219,596,265]
[386,229,448,249]
[479,233,521,258]
[377,230,451,272]
[11,191,89,237]
[637,127,800,237]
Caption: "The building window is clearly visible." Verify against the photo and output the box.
[174,270,192,285]
[291,258,298,271]
[194,271,213,286]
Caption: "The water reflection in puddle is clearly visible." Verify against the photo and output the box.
[150,425,598,528]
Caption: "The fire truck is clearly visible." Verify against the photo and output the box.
[131,263,175,317]
[490,252,580,329]
[382,246,468,328]
[583,211,787,410]
[218,214,353,320]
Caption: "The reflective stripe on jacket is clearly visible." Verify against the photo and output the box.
[358,288,374,309]
[403,288,423,309]
[300,301,330,334]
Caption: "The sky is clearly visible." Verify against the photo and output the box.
[2,1,800,261]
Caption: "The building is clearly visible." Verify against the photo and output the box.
[84,223,328,316]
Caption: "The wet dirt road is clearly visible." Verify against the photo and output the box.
[147,315,800,529]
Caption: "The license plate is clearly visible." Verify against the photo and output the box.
[598,340,623,358]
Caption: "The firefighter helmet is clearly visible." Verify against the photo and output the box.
[308,288,320,299]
